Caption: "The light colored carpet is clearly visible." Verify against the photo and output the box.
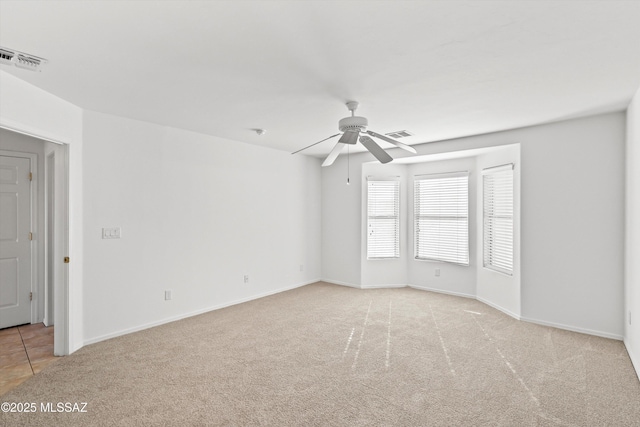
[1,282,639,426]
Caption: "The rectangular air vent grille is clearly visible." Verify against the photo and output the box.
[0,46,47,71]
[385,130,413,139]
[15,54,42,69]
[0,49,15,62]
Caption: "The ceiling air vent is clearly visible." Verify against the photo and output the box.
[385,130,413,139]
[0,49,14,62]
[0,46,47,72]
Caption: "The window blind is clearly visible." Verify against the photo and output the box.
[367,178,400,259]
[414,172,469,265]
[483,164,514,275]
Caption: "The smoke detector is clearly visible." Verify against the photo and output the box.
[0,46,47,72]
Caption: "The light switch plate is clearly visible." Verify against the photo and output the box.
[102,227,121,239]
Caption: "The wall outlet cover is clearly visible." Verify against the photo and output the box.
[102,227,121,239]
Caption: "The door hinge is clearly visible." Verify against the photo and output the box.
[29,172,33,181]
[64,256,70,264]
[30,292,33,301]
[29,232,33,241]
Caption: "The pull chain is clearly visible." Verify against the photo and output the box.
[347,144,350,185]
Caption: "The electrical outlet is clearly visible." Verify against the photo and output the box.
[244,275,249,284]
[435,269,441,277]
[299,264,304,272]
[165,290,172,301]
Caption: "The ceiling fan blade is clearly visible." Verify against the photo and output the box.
[360,135,393,164]
[322,142,346,167]
[367,130,417,154]
[338,130,359,145]
[291,133,341,155]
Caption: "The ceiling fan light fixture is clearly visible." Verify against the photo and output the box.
[338,116,368,135]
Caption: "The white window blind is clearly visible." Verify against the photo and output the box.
[483,164,514,275]
[367,178,400,259]
[414,172,469,265]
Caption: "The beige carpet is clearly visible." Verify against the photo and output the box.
[1,282,639,426]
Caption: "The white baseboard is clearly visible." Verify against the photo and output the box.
[320,279,362,289]
[361,283,407,289]
[476,295,521,320]
[408,284,475,299]
[624,340,640,382]
[520,315,623,341]
[322,280,409,290]
[83,279,318,347]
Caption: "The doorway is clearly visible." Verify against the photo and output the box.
[0,128,69,356]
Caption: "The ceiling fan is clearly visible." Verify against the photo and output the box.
[292,101,417,166]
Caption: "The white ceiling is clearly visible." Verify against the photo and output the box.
[1,1,640,158]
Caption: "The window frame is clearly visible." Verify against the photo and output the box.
[482,163,514,276]
[413,171,469,265]
[366,176,401,260]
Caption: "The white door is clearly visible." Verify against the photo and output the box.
[0,155,32,329]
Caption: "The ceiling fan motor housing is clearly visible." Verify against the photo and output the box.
[338,116,368,142]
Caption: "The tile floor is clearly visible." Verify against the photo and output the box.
[0,323,57,396]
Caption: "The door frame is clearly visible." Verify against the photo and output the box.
[0,150,38,326]
[52,142,69,356]
[45,151,55,327]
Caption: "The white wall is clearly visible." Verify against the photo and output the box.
[625,87,640,378]
[518,115,625,338]
[322,112,626,338]
[82,111,321,343]
[476,145,521,318]
[321,153,364,286]
[0,71,82,145]
[0,70,83,354]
